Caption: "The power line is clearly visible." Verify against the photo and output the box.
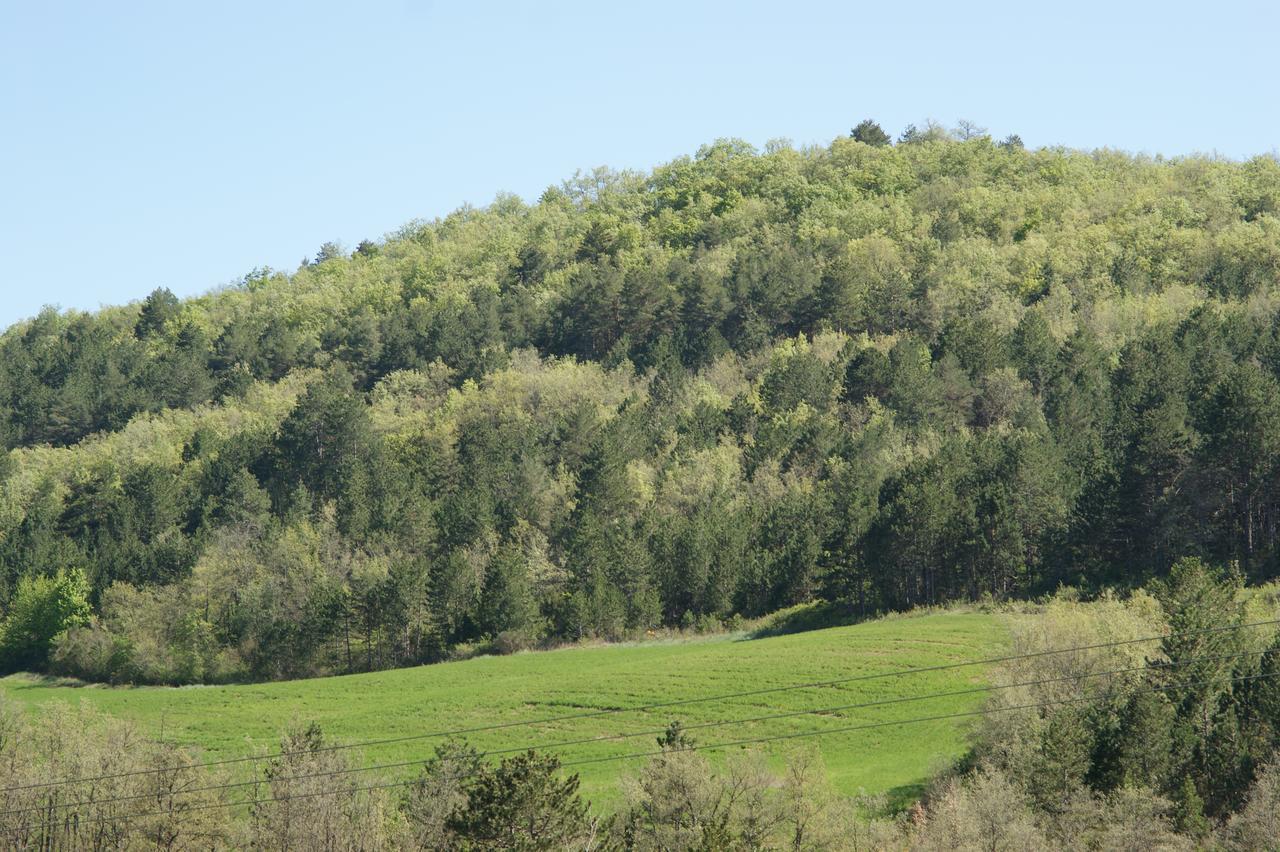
[14,667,1278,835]
[9,664,1278,836]
[3,646,1260,819]
[8,615,1277,795]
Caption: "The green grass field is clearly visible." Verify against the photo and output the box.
[0,611,1005,806]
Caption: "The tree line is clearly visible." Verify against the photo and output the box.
[3,126,1280,682]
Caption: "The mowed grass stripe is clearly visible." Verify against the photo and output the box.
[0,611,1005,803]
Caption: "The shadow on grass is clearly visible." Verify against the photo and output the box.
[881,781,928,815]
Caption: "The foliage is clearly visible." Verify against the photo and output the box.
[0,568,91,673]
[1,132,1280,683]
[446,750,594,850]
[966,571,1280,844]
[1222,757,1280,850]
[850,119,891,147]
[0,698,235,849]
[250,722,397,850]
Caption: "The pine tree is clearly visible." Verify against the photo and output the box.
[850,119,891,147]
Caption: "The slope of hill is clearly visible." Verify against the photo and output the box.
[2,132,1280,687]
[0,610,1005,803]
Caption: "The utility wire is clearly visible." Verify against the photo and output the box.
[9,663,1279,835]
[8,615,1277,795]
[3,646,1261,819]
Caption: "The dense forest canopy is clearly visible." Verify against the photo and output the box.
[3,125,1280,683]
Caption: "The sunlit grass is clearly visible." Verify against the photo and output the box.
[1,611,1006,806]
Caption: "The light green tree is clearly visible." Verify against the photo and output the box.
[0,569,92,673]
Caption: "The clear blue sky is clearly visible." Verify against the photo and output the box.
[2,0,1277,329]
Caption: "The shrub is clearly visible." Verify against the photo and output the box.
[492,628,534,655]
[250,723,397,850]
[0,569,92,673]
[0,698,234,848]
[908,763,1047,851]
[50,619,131,682]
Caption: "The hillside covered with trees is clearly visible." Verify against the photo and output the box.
[3,123,1280,684]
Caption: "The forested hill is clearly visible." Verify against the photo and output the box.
[3,128,1280,684]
